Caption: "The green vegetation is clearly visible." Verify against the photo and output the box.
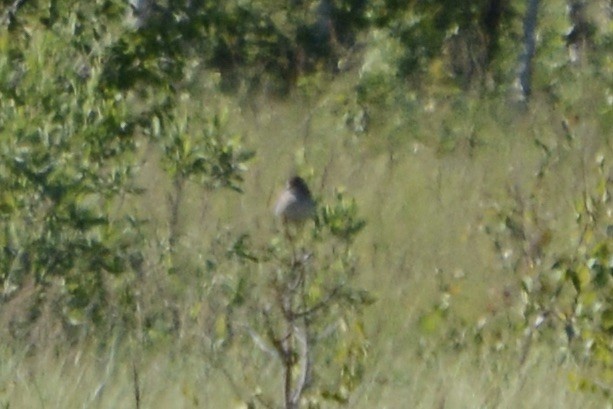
[0,0,612,407]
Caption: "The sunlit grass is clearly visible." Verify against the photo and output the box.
[0,340,607,408]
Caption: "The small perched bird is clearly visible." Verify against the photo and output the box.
[274,176,316,225]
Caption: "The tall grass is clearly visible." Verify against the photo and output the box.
[2,47,612,408]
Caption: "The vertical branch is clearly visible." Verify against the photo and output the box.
[284,354,294,409]
[132,360,141,409]
[288,266,311,407]
[289,324,309,407]
[283,312,295,409]
[279,260,313,409]
[168,175,185,259]
[262,305,294,409]
[281,270,297,409]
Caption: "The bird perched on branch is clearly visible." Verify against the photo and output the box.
[274,176,316,225]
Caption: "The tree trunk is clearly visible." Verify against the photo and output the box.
[565,1,593,63]
[480,0,505,67]
[516,0,540,101]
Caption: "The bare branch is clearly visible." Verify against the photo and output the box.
[263,308,288,359]
[289,324,310,407]
[240,324,278,358]
[292,285,342,319]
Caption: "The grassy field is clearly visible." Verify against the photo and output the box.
[2,50,612,409]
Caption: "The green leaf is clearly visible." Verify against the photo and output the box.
[602,308,613,334]
[567,265,590,293]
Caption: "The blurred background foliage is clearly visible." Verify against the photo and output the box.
[0,0,612,407]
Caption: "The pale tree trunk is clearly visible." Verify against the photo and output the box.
[1,0,28,26]
[515,0,540,101]
[129,0,154,28]
[565,1,594,63]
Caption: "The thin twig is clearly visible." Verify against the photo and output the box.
[263,308,287,359]
[132,360,141,409]
[292,285,342,319]
[241,324,278,358]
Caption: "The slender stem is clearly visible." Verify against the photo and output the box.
[283,289,296,409]
[132,360,141,409]
[168,175,184,259]
[284,353,294,409]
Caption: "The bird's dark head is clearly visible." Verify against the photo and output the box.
[288,176,312,197]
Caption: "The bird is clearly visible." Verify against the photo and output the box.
[274,176,316,225]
